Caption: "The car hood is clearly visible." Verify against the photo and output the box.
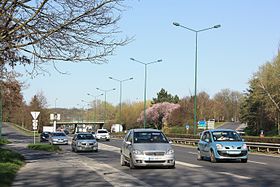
[77,139,97,143]
[133,143,172,152]
[52,136,67,139]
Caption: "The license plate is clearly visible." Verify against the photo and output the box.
[227,151,241,154]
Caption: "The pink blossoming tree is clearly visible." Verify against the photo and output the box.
[137,102,180,129]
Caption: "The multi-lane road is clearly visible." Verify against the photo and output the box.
[3,124,280,187]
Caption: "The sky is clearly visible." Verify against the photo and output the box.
[16,0,280,109]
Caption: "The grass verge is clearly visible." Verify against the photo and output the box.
[0,138,11,145]
[0,148,24,187]
[27,143,62,152]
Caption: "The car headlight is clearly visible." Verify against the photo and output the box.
[166,149,174,155]
[77,142,82,146]
[216,144,223,150]
[241,143,247,150]
[132,149,143,155]
[94,142,98,145]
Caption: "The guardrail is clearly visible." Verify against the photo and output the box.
[111,135,280,154]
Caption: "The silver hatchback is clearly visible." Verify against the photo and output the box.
[120,129,175,169]
[71,133,98,152]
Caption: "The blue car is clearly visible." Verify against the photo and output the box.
[197,129,248,163]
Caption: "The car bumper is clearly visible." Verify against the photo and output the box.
[96,136,110,141]
[215,149,248,160]
[76,145,98,151]
[132,154,175,167]
[51,140,68,145]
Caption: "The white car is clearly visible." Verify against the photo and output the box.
[95,129,110,141]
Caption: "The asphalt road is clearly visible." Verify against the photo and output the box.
[2,124,280,187]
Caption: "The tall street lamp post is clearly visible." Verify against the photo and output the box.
[173,22,221,135]
[130,58,162,128]
[96,88,116,127]
[87,93,104,121]
[109,77,133,131]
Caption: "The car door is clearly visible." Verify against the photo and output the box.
[123,131,133,158]
[203,131,212,157]
[72,135,77,149]
[198,131,208,156]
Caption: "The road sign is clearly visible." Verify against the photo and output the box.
[198,120,207,129]
[32,119,38,130]
[185,124,190,129]
[31,111,40,120]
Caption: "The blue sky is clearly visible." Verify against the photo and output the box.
[17,0,280,108]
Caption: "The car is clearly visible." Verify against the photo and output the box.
[120,128,175,169]
[40,131,51,142]
[95,129,110,141]
[49,132,68,145]
[197,129,248,163]
[71,133,98,152]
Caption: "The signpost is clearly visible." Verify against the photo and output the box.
[198,120,207,130]
[31,111,40,144]
[50,113,60,132]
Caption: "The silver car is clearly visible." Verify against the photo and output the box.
[71,133,98,152]
[49,132,68,145]
[120,129,175,169]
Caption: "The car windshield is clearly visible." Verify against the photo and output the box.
[52,133,66,137]
[211,131,242,142]
[77,134,95,140]
[134,132,168,143]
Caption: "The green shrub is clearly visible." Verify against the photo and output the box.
[0,138,11,145]
[0,148,24,187]
[27,143,61,152]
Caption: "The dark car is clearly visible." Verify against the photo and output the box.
[40,132,51,142]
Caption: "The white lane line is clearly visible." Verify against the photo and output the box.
[217,172,252,180]
[188,151,197,155]
[176,161,203,168]
[248,160,267,165]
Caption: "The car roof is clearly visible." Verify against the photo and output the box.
[131,128,162,133]
[75,132,92,135]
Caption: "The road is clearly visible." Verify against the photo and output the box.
[217,122,242,130]
[2,124,280,187]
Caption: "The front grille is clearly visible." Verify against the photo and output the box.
[145,161,165,163]
[145,152,165,156]
[218,150,247,157]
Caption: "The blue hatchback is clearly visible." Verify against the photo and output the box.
[197,129,248,163]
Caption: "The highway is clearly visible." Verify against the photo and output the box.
[3,124,280,187]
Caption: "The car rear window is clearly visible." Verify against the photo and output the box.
[133,132,168,143]
[97,130,108,133]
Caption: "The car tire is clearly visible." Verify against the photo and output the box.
[241,158,247,163]
[120,154,126,166]
[210,150,217,163]
[168,162,176,169]
[94,149,98,152]
[129,154,135,169]
[197,150,204,160]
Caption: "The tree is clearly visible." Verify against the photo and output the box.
[0,0,128,74]
[152,88,179,104]
[137,102,180,130]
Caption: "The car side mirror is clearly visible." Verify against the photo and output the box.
[169,140,173,144]
[126,141,132,145]
[205,138,210,143]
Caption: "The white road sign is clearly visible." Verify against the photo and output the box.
[31,111,40,120]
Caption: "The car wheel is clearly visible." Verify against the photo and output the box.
[210,150,217,163]
[129,154,135,169]
[71,146,75,152]
[197,150,204,160]
[94,149,98,152]
[168,162,175,169]
[241,158,247,163]
[120,154,126,166]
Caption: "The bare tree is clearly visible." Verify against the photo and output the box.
[0,0,128,75]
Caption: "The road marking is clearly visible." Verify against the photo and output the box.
[188,151,197,155]
[217,172,252,180]
[248,160,267,165]
[176,161,203,168]
[79,156,152,187]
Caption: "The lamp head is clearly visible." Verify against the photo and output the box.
[157,59,163,62]
[173,22,180,26]
[214,24,221,28]
[130,58,135,61]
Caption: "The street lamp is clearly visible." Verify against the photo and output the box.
[130,58,162,128]
[96,88,116,127]
[109,76,133,130]
[173,22,221,135]
[87,93,104,121]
